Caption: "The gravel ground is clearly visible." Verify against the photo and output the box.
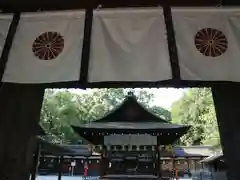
[36,176,192,180]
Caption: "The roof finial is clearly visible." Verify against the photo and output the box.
[127,91,135,97]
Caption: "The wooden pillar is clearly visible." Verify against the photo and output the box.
[212,84,240,180]
[157,150,161,177]
[58,156,63,180]
[31,142,41,180]
[172,156,176,170]
[157,138,161,178]
[187,157,190,172]
[0,84,45,180]
[100,154,105,177]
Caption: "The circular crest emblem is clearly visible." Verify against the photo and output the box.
[32,31,64,60]
[195,28,228,57]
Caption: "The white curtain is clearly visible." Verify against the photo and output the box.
[3,11,85,83]
[89,7,171,82]
[172,8,240,81]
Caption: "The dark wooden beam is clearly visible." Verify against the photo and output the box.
[0,84,45,180]
[212,84,240,180]
[0,0,222,12]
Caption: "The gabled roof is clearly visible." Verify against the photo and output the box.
[92,94,168,123]
[72,94,190,145]
[72,94,190,131]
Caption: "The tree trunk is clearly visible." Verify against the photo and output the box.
[0,84,44,180]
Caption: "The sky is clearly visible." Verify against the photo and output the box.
[68,88,187,110]
[148,88,186,109]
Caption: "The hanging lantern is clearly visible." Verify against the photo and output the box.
[107,145,111,151]
[81,160,84,164]
[97,160,99,164]
[137,146,140,151]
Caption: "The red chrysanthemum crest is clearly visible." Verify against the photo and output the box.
[32,31,64,60]
[195,28,228,57]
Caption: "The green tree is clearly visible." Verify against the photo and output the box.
[151,105,171,121]
[171,88,220,146]
[40,88,170,144]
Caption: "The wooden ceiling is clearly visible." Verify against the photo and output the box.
[0,0,234,13]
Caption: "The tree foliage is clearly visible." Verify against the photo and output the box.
[171,88,220,147]
[40,88,171,144]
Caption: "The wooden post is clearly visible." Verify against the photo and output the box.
[157,137,161,178]
[212,84,240,180]
[31,142,41,180]
[0,84,45,180]
[187,157,190,172]
[58,156,63,180]
[172,156,176,178]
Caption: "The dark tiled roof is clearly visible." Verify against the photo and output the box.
[37,138,72,155]
[60,145,92,156]
[74,122,188,130]
[174,146,213,157]
[200,150,223,163]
